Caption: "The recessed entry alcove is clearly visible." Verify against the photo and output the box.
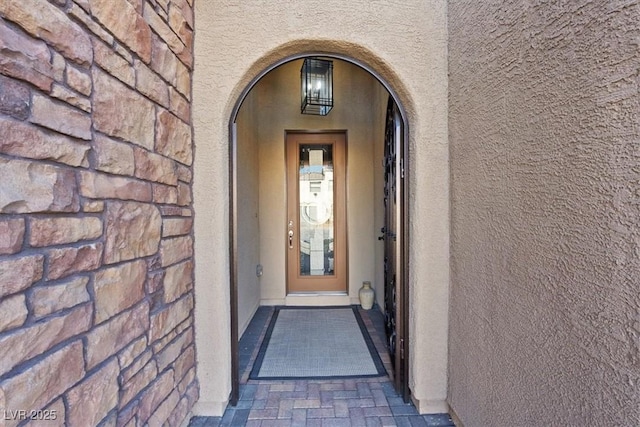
[229,55,410,403]
[195,33,447,413]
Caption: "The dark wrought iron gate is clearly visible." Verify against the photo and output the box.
[381,96,408,400]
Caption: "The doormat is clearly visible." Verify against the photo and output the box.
[249,306,387,380]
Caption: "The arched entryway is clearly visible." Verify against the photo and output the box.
[227,53,411,405]
[192,6,450,412]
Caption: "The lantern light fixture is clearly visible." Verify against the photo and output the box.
[301,58,333,116]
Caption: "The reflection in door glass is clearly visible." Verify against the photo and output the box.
[299,144,334,276]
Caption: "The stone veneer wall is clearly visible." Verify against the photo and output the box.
[0,0,196,425]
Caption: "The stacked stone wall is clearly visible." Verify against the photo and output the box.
[0,0,197,425]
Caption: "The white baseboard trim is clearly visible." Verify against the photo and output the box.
[285,294,351,306]
[411,396,450,414]
[239,301,260,337]
[260,298,286,306]
[261,293,360,307]
[261,295,354,306]
[192,399,229,417]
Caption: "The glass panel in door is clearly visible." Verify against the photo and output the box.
[298,144,334,276]
[286,132,346,293]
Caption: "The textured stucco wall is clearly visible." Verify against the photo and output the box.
[193,0,449,415]
[448,1,640,426]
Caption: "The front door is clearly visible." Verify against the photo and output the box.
[286,132,347,293]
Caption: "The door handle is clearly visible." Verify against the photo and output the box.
[288,230,294,249]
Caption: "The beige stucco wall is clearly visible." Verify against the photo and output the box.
[193,0,449,415]
[448,1,640,426]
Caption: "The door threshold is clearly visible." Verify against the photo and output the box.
[284,293,351,306]
[287,291,348,296]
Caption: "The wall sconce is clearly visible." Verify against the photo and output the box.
[301,58,333,116]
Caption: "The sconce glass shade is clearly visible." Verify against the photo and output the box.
[301,58,333,116]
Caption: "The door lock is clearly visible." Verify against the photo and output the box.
[288,230,294,249]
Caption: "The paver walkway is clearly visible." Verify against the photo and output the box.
[189,306,455,427]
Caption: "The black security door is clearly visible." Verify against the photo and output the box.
[381,96,409,400]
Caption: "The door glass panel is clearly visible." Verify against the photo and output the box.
[298,144,334,276]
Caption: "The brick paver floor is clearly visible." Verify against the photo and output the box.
[189,307,455,427]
